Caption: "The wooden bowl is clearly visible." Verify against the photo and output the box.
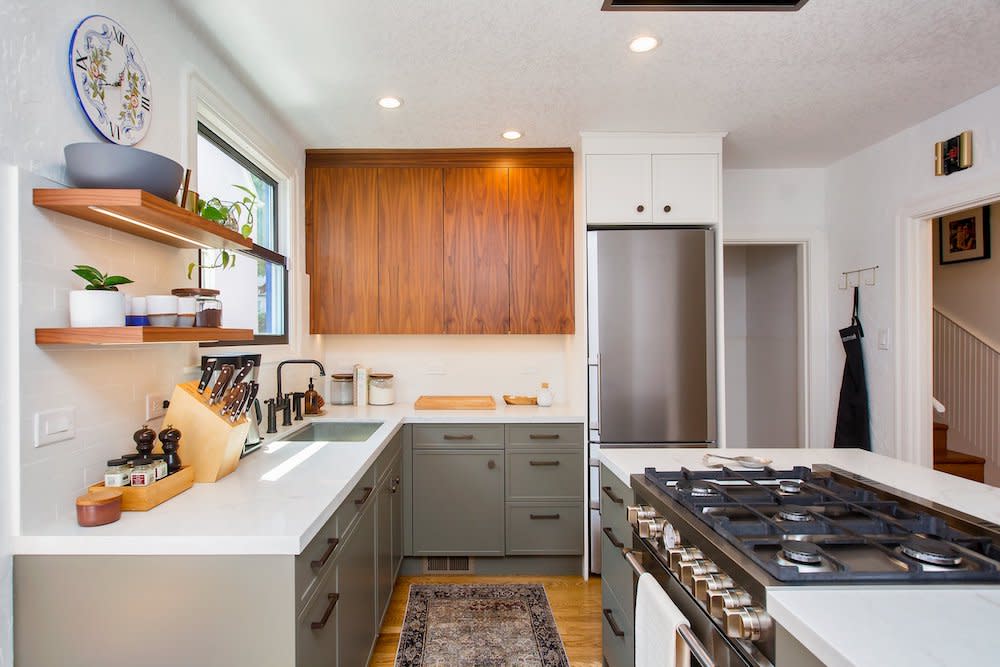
[76,488,123,527]
[503,395,538,406]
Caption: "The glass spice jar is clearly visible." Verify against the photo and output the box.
[330,373,354,405]
[130,457,156,487]
[152,455,168,481]
[104,459,132,487]
[172,288,223,328]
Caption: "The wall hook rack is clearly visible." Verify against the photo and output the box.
[840,265,878,290]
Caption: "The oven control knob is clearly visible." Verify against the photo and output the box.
[723,606,773,642]
[679,559,719,587]
[668,547,704,573]
[661,522,680,548]
[626,505,656,527]
[692,573,735,602]
[638,517,669,540]
[708,588,753,618]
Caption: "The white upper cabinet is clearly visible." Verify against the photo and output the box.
[583,132,724,226]
[585,154,652,224]
[651,154,719,224]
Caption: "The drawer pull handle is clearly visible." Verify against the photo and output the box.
[636,204,645,213]
[310,537,340,569]
[601,486,624,504]
[443,434,475,440]
[529,433,560,440]
[663,204,672,213]
[530,513,561,520]
[529,460,560,466]
[603,608,625,637]
[602,526,624,548]
[355,486,373,505]
[311,593,340,630]
[488,459,497,470]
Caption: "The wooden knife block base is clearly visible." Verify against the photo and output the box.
[160,381,250,483]
[89,466,195,511]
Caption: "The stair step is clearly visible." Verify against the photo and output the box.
[934,448,986,483]
[933,422,949,455]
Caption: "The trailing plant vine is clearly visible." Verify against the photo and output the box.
[187,184,260,280]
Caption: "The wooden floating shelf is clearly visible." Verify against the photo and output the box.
[35,327,254,346]
[33,188,253,251]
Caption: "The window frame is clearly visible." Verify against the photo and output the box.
[196,121,289,347]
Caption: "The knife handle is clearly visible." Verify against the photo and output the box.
[232,359,256,387]
[209,365,235,404]
[198,358,218,393]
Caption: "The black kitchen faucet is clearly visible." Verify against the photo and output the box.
[276,359,326,408]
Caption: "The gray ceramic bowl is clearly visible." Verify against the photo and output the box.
[64,143,184,202]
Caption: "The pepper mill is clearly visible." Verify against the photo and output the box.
[159,424,182,474]
[133,425,157,458]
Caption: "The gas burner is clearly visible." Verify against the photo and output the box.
[900,537,963,567]
[677,480,719,497]
[779,540,822,564]
[778,480,802,494]
[777,505,814,522]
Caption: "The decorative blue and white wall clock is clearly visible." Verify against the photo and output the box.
[69,15,151,145]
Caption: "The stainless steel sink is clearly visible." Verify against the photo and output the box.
[285,422,382,442]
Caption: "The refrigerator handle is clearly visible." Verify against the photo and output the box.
[588,354,602,434]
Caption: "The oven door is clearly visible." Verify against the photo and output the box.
[634,537,766,667]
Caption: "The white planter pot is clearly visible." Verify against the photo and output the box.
[69,290,126,327]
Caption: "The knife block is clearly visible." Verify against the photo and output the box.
[159,380,250,483]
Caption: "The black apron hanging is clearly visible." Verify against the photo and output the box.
[834,286,871,450]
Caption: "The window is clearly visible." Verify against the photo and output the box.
[196,122,288,345]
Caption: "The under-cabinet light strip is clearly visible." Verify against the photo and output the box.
[88,206,214,249]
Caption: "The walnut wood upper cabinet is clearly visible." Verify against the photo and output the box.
[306,167,379,333]
[509,167,574,334]
[377,168,445,333]
[444,167,510,334]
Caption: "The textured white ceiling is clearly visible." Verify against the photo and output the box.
[173,0,1000,167]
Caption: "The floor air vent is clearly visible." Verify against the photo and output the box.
[424,556,473,573]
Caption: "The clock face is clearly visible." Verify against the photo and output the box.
[69,15,151,145]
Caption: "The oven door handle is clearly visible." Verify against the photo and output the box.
[624,548,716,667]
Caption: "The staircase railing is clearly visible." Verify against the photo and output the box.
[932,308,999,469]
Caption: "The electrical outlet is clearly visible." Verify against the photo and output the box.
[34,407,75,447]
[146,393,168,420]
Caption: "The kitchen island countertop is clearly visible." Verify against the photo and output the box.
[598,447,1000,667]
[14,402,584,557]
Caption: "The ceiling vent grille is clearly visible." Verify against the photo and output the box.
[602,0,809,10]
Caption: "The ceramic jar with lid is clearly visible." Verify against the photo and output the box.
[368,373,395,405]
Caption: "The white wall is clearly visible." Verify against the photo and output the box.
[933,202,1000,350]
[825,83,1000,459]
[723,246,749,447]
[0,167,18,667]
[0,3,311,660]
[723,168,830,448]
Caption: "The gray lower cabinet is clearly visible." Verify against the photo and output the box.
[337,498,377,667]
[600,464,636,667]
[376,449,403,621]
[601,580,635,667]
[297,565,339,667]
[412,447,506,555]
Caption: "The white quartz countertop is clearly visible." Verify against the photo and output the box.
[598,447,1000,667]
[14,402,584,556]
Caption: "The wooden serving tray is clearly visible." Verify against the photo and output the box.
[415,395,497,410]
[88,466,194,511]
[503,395,538,406]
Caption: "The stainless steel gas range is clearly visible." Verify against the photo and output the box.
[625,464,1000,666]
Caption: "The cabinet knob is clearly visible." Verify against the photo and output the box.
[487,460,496,470]
[636,204,645,213]
[663,204,672,213]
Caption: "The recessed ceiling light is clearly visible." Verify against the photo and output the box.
[502,130,522,140]
[628,36,660,53]
[378,97,402,109]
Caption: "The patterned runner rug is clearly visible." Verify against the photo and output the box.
[394,584,570,667]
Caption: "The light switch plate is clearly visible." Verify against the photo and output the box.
[34,407,75,447]
[878,328,890,350]
[146,393,168,420]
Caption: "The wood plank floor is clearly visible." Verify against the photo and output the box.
[368,575,603,667]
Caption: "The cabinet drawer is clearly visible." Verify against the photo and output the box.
[297,565,339,666]
[374,431,402,483]
[295,510,340,609]
[506,450,583,501]
[336,467,376,540]
[601,580,635,667]
[506,423,582,448]
[413,424,504,449]
[599,464,634,544]
[505,503,583,555]
[600,521,634,630]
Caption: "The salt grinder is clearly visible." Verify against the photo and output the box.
[159,424,182,473]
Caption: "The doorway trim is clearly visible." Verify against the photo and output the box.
[896,169,1000,466]
[722,236,820,448]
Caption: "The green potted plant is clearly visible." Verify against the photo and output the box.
[187,184,259,279]
[69,265,134,327]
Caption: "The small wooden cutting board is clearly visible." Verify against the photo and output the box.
[414,395,497,410]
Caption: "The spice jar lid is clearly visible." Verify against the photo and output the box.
[171,288,220,297]
[133,456,154,466]
[76,489,124,506]
[107,458,128,466]
[332,373,354,381]
[370,372,394,379]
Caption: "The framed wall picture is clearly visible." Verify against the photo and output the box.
[938,206,991,265]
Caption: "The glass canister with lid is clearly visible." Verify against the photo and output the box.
[368,373,395,405]
[330,373,355,405]
[172,288,223,328]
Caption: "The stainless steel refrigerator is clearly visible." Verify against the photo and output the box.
[587,226,717,572]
